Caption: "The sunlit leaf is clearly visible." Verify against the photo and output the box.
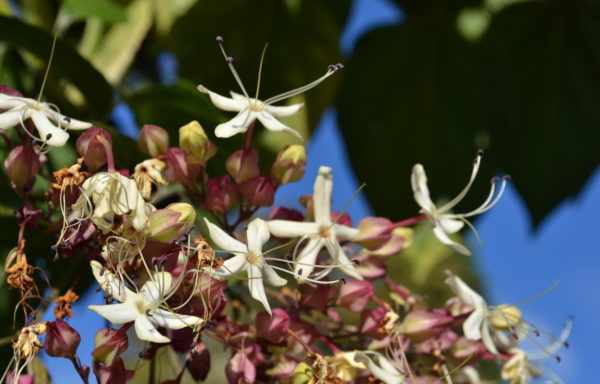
[63,0,127,23]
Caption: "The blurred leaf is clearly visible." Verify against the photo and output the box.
[0,0,10,16]
[0,15,113,116]
[152,0,198,37]
[392,0,483,15]
[82,0,153,84]
[63,0,127,23]
[479,0,600,225]
[164,0,350,135]
[337,11,488,223]
[31,357,51,384]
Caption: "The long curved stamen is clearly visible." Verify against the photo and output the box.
[524,317,572,361]
[438,150,483,213]
[263,64,342,105]
[216,36,250,99]
[255,43,269,100]
[457,175,509,218]
[268,264,344,285]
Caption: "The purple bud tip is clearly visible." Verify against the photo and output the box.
[503,175,512,180]
[477,149,484,156]
[216,36,223,42]
[226,56,234,63]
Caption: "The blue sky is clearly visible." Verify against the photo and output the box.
[43,0,592,382]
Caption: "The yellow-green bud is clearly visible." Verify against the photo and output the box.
[168,202,196,227]
[271,145,307,185]
[291,362,313,384]
[490,305,522,330]
[179,121,208,160]
[145,203,196,243]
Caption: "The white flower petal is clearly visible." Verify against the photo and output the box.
[432,225,471,256]
[255,111,302,139]
[90,260,131,302]
[0,94,27,109]
[247,265,271,314]
[246,218,270,254]
[333,224,360,241]
[354,352,405,384]
[214,110,255,138]
[480,319,499,355]
[313,166,333,225]
[30,110,69,147]
[267,220,319,238]
[134,314,171,343]
[204,218,246,254]
[262,263,287,287]
[445,273,486,309]
[438,217,464,234]
[0,109,25,130]
[140,272,173,304]
[151,308,203,330]
[264,103,304,117]
[197,85,248,111]
[45,109,91,130]
[293,237,325,281]
[411,164,436,214]
[89,302,140,325]
[324,238,363,280]
[213,254,247,278]
[463,308,486,341]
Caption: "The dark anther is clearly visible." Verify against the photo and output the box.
[226,56,234,63]
[297,268,303,276]
[336,63,344,69]
[477,149,485,156]
[216,36,223,42]
[340,278,347,285]
[328,65,335,71]
[130,242,138,247]
[503,175,512,180]
[556,355,561,363]
[564,341,570,349]
[99,269,105,276]
[146,309,153,317]
[50,245,58,251]
[104,217,113,223]
[64,116,71,123]
[126,209,132,215]
[95,286,101,292]
[491,176,500,183]
[511,332,519,340]
[533,329,541,337]
[46,133,53,140]
[351,259,360,265]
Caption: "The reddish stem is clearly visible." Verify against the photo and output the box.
[96,135,115,172]
[387,214,427,231]
[242,120,256,149]
[286,328,314,353]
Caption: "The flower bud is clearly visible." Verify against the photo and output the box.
[240,175,276,207]
[300,284,336,312]
[0,85,23,98]
[4,145,40,190]
[94,358,133,384]
[398,310,453,342]
[226,350,256,384]
[163,148,201,188]
[291,362,313,384]
[355,217,393,250]
[226,147,260,183]
[44,319,81,358]
[186,342,211,381]
[337,280,374,312]
[92,328,129,365]
[76,127,112,171]
[269,206,304,222]
[139,124,169,157]
[179,120,209,160]
[361,304,399,338]
[7,372,34,384]
[145,203,196,243]
[490,305,522,330]
[271,145,306,185]
[256,308,291,344]
[205,175,239,213]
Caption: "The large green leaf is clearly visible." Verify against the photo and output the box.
[63,0,127,23]
[478,0,600,224]
[163,0,350,133]
[0,15,113,117]
[337,11,490,223]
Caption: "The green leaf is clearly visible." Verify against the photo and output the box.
[0,15,113,117]
[337,12,489,223]
[479,0,600,224]
[63,0,127,23]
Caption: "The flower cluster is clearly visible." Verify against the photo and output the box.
[0,38,570,384]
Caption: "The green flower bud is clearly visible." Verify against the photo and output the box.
[271,145,306,185]
[145,203,196,243]
[179,120,209,160]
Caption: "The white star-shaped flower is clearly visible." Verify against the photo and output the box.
[197,37,341,139]
[267,166,362,282]
[411,151,508,255]
[203,217,287,315]
[0,92,91,147]
[88,261,203,343]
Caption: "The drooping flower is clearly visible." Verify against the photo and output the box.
[0,92,91,147]
[197,36,341,139]
[267,166,362,281]
[72,172,150,233]
[133,159,168,200]
[411,151,508,255]
[202,217,286,314]
[354,351,407,384]
[88,261,203,343]
[501,348,542,384]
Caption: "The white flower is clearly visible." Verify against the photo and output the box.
[197,37,341,139]
[72,172,150,233]
[354,351,406,384]
[411,151,508,255]
[0,92,91,147]
[88,261,203,343]
[203,217,287,315]
[445,272,526,355]
[267,166,362,281]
